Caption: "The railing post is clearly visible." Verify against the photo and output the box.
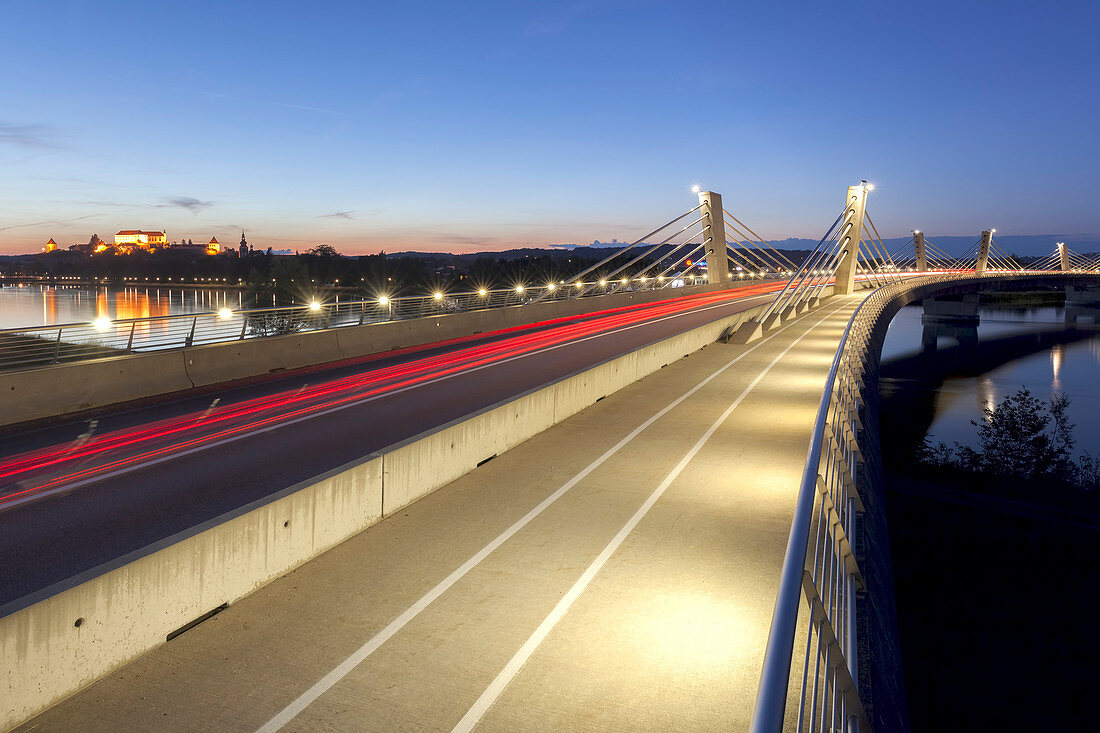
[53,328,62,363]
[976,229,993,274]
[914,231,927,272]
[833,184,869,295]
[698,190,730,287]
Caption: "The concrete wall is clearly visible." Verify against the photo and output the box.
[1,456,383,732]
[0,282,736,428]
[0,293,769,732]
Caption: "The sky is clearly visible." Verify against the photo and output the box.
[2,0,1098,256]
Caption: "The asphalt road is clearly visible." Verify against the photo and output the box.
[0,284,780,611]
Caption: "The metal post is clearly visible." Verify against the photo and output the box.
[914,231,928,272]
[833,184,869,295]
[185,317,197,347]
[126,321,136,352]
[698,191,731,287]
[53,328,62,363]
[976,229,993,274]
[1058,242,1070,272]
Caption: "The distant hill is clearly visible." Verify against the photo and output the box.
[386,234,1100,262]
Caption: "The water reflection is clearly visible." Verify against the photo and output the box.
[880,302,1100,454]
[0,285,247,330]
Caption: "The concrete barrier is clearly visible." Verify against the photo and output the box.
[184,328,345,387]
[0,283,736,429]
[1,294,771,731]
[0,455,383,732]
[0,350,193,427]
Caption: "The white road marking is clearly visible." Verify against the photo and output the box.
[450,302,849,732]
[3,294,772,510]
[256,298,854,733]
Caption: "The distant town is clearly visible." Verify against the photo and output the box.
[45,230,260,257]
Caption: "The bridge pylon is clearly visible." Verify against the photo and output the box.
[976,229,993,274]
[914,230,928,272]
[698,190,731,287]
[833,184,869,295]
[1058,242,1070,272]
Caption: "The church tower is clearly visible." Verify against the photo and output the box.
[239,230,248,258]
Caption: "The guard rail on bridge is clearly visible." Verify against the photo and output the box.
[751,273,997,733]
[0,273,774,372]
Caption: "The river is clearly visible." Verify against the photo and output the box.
[0,284,249,330]
[879,301,1100,454]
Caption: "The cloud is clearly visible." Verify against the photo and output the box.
[0,214,100,232]
[0,122,64,150]
[319,210,354,220]
[162,197,213,213]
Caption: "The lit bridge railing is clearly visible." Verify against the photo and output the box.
[750,273,985,733]
[0,275,731,372]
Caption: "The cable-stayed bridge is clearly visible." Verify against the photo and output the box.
[1,184,1095,733]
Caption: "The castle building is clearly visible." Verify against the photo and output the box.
[44,238,58,252]
[207,237,220,255]
[114,230,167,251]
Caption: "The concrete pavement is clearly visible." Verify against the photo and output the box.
[13,295,864,732]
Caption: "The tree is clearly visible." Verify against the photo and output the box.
[306,243,339,257]
[959,388,1076,481]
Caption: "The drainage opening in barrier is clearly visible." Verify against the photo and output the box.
[167,603,228,642]
[476,454,497,467]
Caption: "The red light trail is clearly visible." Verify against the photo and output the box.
[0,283,785,508]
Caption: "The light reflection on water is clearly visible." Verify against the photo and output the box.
[881,304,1100,453]
[0,285,245,330]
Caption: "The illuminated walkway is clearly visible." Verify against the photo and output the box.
[13,296,864,732]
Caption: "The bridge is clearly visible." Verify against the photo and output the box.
[1,184,1095,732]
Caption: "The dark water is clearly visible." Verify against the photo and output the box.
[878,301,1098,731]
[880,304,1100,453]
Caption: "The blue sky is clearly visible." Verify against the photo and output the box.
[2,0,1098,255]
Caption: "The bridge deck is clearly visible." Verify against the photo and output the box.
[14,296,863,732]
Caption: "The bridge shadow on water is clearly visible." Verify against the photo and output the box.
[879,326,1100,461]
[878,325,1098,731]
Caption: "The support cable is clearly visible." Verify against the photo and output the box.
[531,203,705,303]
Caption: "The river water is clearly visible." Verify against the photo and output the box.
[879,302,1100,454]
[0,284,246,330]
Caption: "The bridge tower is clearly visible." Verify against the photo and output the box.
[914,230,928,272]
[975,229,993,274]
[1058,242,1070,271]
[833,183,869,295]
[698,190,730,287]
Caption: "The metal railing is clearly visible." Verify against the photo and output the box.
[750,273,988,733]
[0,275,725,372]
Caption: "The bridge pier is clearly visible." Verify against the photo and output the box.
[1064,285,1100,326]
[920,294,979,352]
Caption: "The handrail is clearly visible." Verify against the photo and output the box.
[749,271,1030,732]
[0,273,777,371]
[749,292,866,733]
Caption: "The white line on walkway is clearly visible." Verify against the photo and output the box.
[450,303,849,733]
[7,295,771,511]
[256,298,854,733]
